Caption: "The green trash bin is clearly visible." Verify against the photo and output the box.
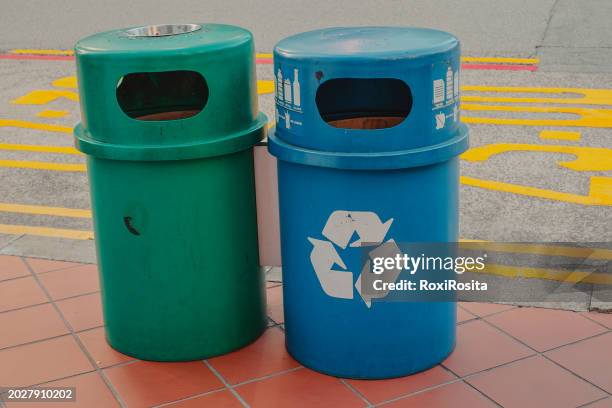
[74,23,267,361]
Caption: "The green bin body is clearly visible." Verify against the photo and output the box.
[74,24,267,361]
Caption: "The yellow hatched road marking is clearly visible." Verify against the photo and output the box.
[0,224,93,240]
[460,242,612,261]
[10,49,74,56]
[461,175,612,206]
[473,263,612,285]
[461,104,612,128]
[0,143,80,155]
[36,109,70,119]
[0,160,85,172]
[461,86,612,105]
[0,119,72,134]
[539,130,581,141]
[0,202,90,218]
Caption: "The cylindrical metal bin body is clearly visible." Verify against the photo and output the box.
[269,27,469,378]
[74,24,267,361]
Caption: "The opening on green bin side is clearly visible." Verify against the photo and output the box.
[116,70,208,121]
[316,78,412,129]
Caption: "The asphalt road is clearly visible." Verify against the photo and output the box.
[0,0,611,310]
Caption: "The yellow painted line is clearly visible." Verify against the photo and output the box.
[0,159,85,172]
[0,224,93,240]
[539,130,581,141]
[473,263,612,285]
[12,89,79,105]
[0,119,72,134]
[52,76,77,89]
[10,49,74,56]
[461,143,612,172]
[461,104,612,128]
[0,143,80,155]
[461,57,539,65]
[461,86,612,106]
[256,53,273,58]
[460,242,612,261]
[461,175,612,206]
[36,109,70,119]
[257,80,274,95]
[0,202,90,218]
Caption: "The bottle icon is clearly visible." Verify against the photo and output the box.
[293,69,301,107]
[276,69,284,102]
[446,67,454,103]
[454,70,459,99]
[284,77,292,104]
[285,111,291,129]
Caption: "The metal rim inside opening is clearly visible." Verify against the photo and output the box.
[125,24,201,37]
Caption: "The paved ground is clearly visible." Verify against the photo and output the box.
[0,1,611,311]
[1,256,612,408]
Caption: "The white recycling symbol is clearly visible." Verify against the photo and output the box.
[307,210,403,308]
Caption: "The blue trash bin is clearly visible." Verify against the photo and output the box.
[268,27,469,379]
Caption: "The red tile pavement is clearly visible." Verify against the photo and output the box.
[267,284,284,324]
[459,301,515,317]
[4,372,119,408]
[235,367,365,408]
[383,381,496,408]
[545,332,612,393]
[25,258,81,274]
[583,311,612,329]
[37,264,99,300]
[347,366,456,404]
[77,327,135,368]
[0,255,30,281]
[466,355,607,408]
[0,335,93,387]
[164,390,244,408]
[0,303,68,349]
[56,293,104,331]
[486,307,607,352]
[442,319,534,376]
[208,326,300,384]
[103,361,224,408]
[457,305,477,323]
[0,276,48,312]
[0,256,610,408]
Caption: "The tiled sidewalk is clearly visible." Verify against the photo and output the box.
[0,255,611,408]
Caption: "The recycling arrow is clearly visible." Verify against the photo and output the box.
[308,210,395,305]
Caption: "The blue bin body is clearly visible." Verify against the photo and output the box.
[268,27,469,379]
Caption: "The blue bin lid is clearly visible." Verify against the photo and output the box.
[271,27,466,158]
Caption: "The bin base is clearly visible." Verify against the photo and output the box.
[286,338,456,380]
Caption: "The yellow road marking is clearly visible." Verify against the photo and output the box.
[461,57,539,65]
[539,130,581,141]
[0,159,85,172]
[0,119,72,134]
[461,86,612,106]
[473,263,612,285]
[0,202,90,218]
[256,53,273,58]
[0,224,93,240]
[462,143,612,172]
[460,242,612,261]
[461,175,612,206]
[461,104,612,128]
[12,89,79,105]
[52,76,77,89]
[257,80,274,95]
[10,49,74,56]
[0,143,80,155]
[36,109,70,119]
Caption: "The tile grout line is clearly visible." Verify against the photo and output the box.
[21,257,128,408]
[0,289,102,316]
[230,365,304,388]
[203,360,251,408]
[340,379,373,407]
[152,387,231,408]
[479,315,612,397]
[577,396,611,408]
[581,311,612,331]
[463,379,504,407]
